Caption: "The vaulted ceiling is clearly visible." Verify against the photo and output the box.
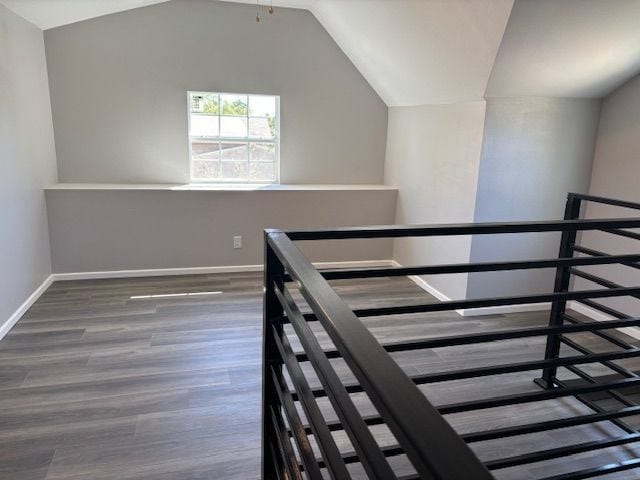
[220,0,512,105]
[310,0,513,106]
[3,0,640,106]
[0,0,170,30]
[486,0,640,98]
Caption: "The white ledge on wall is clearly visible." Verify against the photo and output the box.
[45,183,398,192]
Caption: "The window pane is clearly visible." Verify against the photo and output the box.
[190,115,219,137]
[192,161,220,180]
[220,116,248,137]
[191,141,220,160]
[249,142,275,162]
[220,94,248,116]
[220,161,248,181]
[191,93,219,114]
[188,91,278,183]
[249,95,276,117]
[249,117,274,138]
[249,162,275,182]
[221,142,248,161]
[191,94,203,113]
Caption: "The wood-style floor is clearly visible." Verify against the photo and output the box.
[1,272,639,479]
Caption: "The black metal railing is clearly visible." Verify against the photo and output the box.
[262,192,640,480]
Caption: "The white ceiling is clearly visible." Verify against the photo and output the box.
[225,0,514,106]
[3,0,640,105]
[0,0,170,30]
[311,0,513,106]
[219,0,317,11]
[486,0,640,98]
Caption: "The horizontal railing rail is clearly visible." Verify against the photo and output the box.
[288,286,640,320]
[263,192,640,480]
[294,316,640,361]
[285,217,640,240]
[568,192,640,210]
[311,253,640,280]
[266,230,493,479]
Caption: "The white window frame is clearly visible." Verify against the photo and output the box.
[187,91,281,184]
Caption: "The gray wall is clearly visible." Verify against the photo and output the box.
[46,188,397,273]
[0,4,57,323]
[575,73,640,318]
[44,0,387,185]
[586,72,640,204]
[384,102,486,300]
[467,97,601,298]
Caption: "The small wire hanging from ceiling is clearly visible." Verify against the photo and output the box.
[256,0,274,22]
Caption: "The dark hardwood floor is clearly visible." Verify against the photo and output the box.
[1,272,639,479]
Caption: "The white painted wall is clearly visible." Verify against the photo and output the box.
[0,4,57,323]
[385,97,601,303]
[575,73,640,318]
[468,97,601,298]
[44,0,387,184]
[384,102,486,300]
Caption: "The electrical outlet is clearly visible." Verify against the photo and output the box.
[233,235,242,249]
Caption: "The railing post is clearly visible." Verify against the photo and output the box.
[262,231,285,480]
[536,194,583,389]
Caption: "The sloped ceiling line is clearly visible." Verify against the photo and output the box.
[486,0,640,99]
[0,0,171,30]
[4,0,640,104]
[0,0,513,106]
[310,0,513,106]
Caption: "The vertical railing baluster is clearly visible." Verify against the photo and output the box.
[263,231,286,480]
[536,194,583,389]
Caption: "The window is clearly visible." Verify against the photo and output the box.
[188,92,280,183]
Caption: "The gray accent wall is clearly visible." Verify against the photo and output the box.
[46,188,397,273]
[384,102,486,300]
[575,73,640,318]
[586,73,640,205]
[467,97,601,298]
[44,0,388,185]
[486,0,640,99]
[0,4,57,322]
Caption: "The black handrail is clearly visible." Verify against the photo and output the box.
[568,192,640,210]
[266,230,493,479]
[286,217,640,240]
[314,253,640,280]
[263,192,640,480]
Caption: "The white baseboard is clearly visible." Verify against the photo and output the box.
[406,274,451,303]
[50,259,395,281]
[401,265,640,337]
[391,260,453,304]
[11,261,635,342]
[395,260,554,317]
[567,300,640,341]
[51,264,264,281]
[6,261,639,350]
[0,274,54,341]
[315,260,395,269]
[566,300,610,322]
[1,260,394,342]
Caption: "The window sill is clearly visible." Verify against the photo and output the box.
[45,183,398,192]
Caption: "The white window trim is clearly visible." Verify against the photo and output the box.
[187,91,281,184]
